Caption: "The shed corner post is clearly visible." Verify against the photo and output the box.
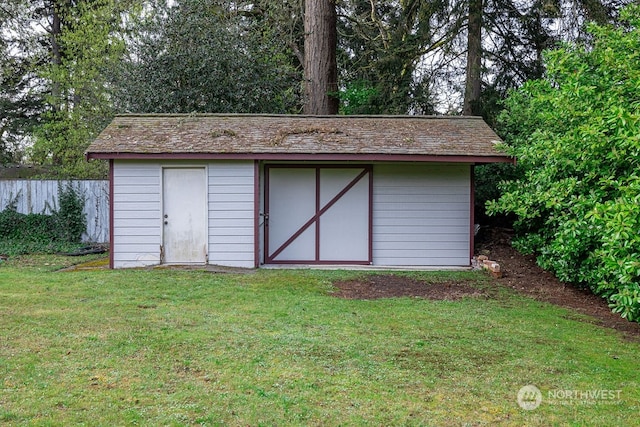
[254,160,261,268]
[469,164,476,265]
[109,159,115,269]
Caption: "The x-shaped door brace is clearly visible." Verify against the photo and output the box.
[267,167,370,262]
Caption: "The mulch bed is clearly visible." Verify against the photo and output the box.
[479,228,640,340]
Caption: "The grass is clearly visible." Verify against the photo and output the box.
[1,254,638,426]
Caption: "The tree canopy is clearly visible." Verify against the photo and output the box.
[111,0,301,114]
[30,0,128,178]
[0,0,634,175]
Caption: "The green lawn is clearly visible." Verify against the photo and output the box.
[0,255,638,426]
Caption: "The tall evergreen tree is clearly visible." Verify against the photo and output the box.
[303,0,339,114]
[463,0,483,115]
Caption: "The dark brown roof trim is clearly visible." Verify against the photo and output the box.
[86,152,514,164]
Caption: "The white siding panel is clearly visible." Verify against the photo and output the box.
[115,201,158,211]
[377,240,469,254]
[377,194,468,204]
[207,251,254,262]
[113,218,160,228]
[211,176,254,186]
[114,184,160,194]
[208,161,255,268]
[212,185,254,194]
[115,210,161,220]
[372,164,471,266]
[112,161,161,268]
[374,219,469,229]
[114,193,159,203]
[114,235,161,245]
[114,227,158,237]
[375,207,469,218]
[208,209,254,219]
[209,227,253,236]
[214,235,254,244]
[114,166,161,177]
[374,185,467,195]
[209,193,254,203]
[375,251,467,264]
[376,234,469,243]
[113,176,159,185]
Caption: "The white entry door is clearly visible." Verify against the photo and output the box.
[162,167,207,264]
[265,165,371,264]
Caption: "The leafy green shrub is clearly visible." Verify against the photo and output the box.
[17,213,58,242]
[339,81,380,115]
[54,182,87,243]
[0,207,60,255]
[0,194,21,238]
[488,5,640,321]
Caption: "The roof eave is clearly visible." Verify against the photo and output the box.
[86,152,515,164]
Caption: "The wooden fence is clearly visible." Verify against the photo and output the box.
[0,180,109,243]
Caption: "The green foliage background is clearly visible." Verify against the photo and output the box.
[30,0,124,179]
[112,0,301,115]
[489,5,640,321]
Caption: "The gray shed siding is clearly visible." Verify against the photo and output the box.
[111,160,471,268]
[112,160,256,269]
[113,162,162,268]
[207,161,255,268]
[372,163,471,266]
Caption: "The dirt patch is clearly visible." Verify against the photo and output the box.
[331,227,640,340]
[61,257,110,270]
[331,274,485,300]
[476,227,640,340]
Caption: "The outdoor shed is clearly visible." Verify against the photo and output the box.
[86,114,513,269]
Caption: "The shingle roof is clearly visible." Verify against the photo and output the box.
[86,114,512,163]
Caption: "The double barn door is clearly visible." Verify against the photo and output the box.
[265,165,372,264]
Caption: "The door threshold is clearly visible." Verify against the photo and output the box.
[153,263,255,273]
[261,264,471,271]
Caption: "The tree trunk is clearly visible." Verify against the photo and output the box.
[303,0,339,115]
[463,0,482,116]
[50,0,62,112]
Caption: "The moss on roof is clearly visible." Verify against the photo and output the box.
[87,114,510,162]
